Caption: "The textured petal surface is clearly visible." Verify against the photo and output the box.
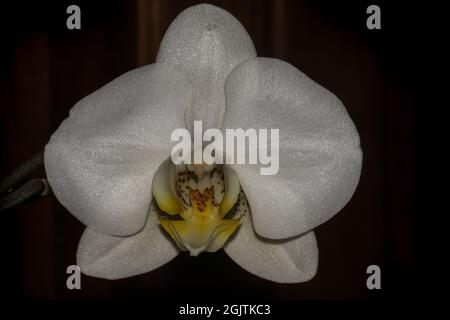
[45,63,192,236]
[77,201,179,280]
[223,58,362,239]
[156,3,256,132]
[224,192,318,283]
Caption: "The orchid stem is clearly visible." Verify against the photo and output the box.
[0,151,51,212]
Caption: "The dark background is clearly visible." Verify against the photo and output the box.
[0,0,419,300]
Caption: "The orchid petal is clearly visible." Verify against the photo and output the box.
[156,4,256,132]
[76,201,179,280]
[45,63,192,236]
[224,192,318,283]
[223,58,362,239]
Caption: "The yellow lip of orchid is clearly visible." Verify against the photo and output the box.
[153,158,242,256]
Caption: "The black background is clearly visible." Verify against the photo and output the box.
[0,0,423,301]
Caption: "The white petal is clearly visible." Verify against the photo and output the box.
[156,4,256,132]
[76,201,179,280]
[45,63,192,236]
[223,58,362,239]
[224,213,318,284]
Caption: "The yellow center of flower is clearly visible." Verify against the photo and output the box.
[153,160,242,256]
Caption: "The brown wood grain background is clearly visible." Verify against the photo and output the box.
[0,0,417,299]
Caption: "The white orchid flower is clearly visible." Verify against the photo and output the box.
[44,4,362,283]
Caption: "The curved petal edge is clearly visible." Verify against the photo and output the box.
[45,63,192,236]
[76,201,179,280]
[224,192,318,283]
[157,3,257,132]
[223,57,362,239]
